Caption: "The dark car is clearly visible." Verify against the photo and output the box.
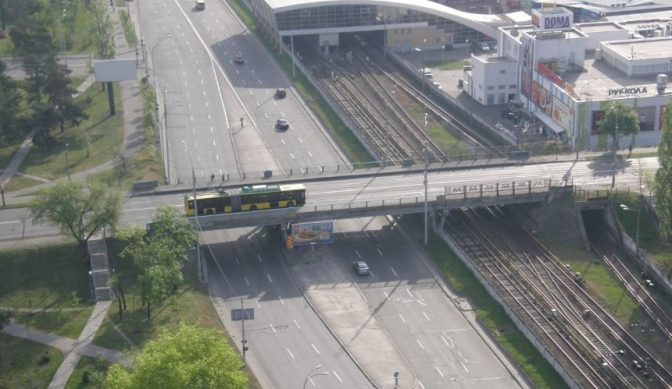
[275,88,287,99]
[352,261,370,276]
[275,118,289,131]
[234,53,245,64]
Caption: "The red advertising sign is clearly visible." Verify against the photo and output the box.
[537,63,564,87]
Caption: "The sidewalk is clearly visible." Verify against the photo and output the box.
[1,305,131,370]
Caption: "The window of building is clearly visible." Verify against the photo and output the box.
[487,85,494,90]
[509,84,517,89]
[498,85,505,90]
[499,69,506,74]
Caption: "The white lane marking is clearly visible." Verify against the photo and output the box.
[270,323,276,333]
[279,296,285,305]
[417,299,427,306]
[210,126,214,133]
[377,248,383,256]
[289,153,295,159]
[298,137,303,144]
[293,319,301,329]
[280,138,286,145]
[370,271,375,279]
[418,381,425,389]
[200,79,204,85]
[235,257,240,265]
[355,250,362,259]
[311,344,320,354]
[198,69,202,75]
[215,154,219,161]
[212,140,216,147]
[256,299,261,308]
[286,348,295,359]
[383,291,390,300]
[244,277,250,286]
[266,273,273,283]
[435,366,444,377]
[257,254,262,262]
[205,102,208,108]
[460,362,469,372]
[390,267,398,276]
[406,288,413,298]
[416,339,425,350]
[399,314,407,324]
[307,151,313,157]
[333,370,342,382]
[441,336,450,347]
[423,311,430,321]
[190,115,194,121]
[256,100,260,107]
[207,113,211,120]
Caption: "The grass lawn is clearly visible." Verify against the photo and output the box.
[0,333,65,388]
[417,227,566,388]
[94,239,262,388]
[613,192,672,278]
[65,356,110,389]
[119,11,137,47]
[0,243,95,338]
[429,58,470,71]
[0,140,21,177]
[0,35,13,57]
[1,175,44,192]
[21,83,124,180]
[228,0,373,165]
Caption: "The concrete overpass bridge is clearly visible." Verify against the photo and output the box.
[191,179,570,230]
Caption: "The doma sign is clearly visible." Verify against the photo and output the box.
[532,8,573,31]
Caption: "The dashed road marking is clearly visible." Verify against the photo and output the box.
[416,339,425,350]
[399,314,406,324]
[435,366,444,377]
[311,344,320,354]
[286,348,295,359]
[422,311,430,321]
[390,267,397,276]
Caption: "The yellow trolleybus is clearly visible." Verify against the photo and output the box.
[185,184,306,216]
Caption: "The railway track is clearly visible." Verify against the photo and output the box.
[445,206,672,387]
[584,214,672,345]
[444,209,612,388]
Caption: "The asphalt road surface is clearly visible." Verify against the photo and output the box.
[138,0,345,184]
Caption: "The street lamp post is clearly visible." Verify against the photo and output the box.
[303,365,329,389]
[65,143,71,181]
[611,110,620,189]
[423,113,429,246]
[183,141,203,283]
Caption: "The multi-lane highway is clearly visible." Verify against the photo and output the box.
[140,0,346,184]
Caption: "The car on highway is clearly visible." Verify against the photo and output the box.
[352,261,370,276]
[275,118,289,131]
[275,88,287,99]
[195,0,205,10]
[234,53,245,64]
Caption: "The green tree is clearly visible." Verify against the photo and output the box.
[599,101,640,153]
[0,309,11,330]
[89,0,115,59]
[106,325,247,389]
[0,60,21,142]
[30,181,122,246]
[120,207,196,318]
[654,102,672,239]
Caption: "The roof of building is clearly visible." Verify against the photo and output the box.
[564,55,668,100]
[575,21,625,32]
[604,37,672,59]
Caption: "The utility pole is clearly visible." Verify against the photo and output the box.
[65,143,71,181]
[423,113,429,246]
[241,298,248,363]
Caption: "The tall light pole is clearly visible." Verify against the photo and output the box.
[59,8,68,68]
[291,33,296,78]
[65,143,71,181]
[611,110,620,189]
[183,141,203,283]
[303,365,329,389]
[423,113,429,246]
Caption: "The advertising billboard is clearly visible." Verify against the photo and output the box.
[290,221,334,246]
[552,97,574,130]
[532,82,553,115]
[531,8,573,30]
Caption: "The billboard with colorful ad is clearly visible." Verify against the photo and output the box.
[532,82,553,115]
[290,221,334,247]
[552,97,574,130]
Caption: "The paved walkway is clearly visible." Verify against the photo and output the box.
[1,304,131,372]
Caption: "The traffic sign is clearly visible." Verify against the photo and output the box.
[394,372,399,378]
[231,308,254,321]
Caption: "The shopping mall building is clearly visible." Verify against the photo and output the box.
[463,7,672,150]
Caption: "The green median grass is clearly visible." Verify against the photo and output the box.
[0,333,65,388]
[0,243,94,338]
[119,11,137,47]
[423,234,566,389]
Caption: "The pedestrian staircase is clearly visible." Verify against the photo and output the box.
[87,236,112,301]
